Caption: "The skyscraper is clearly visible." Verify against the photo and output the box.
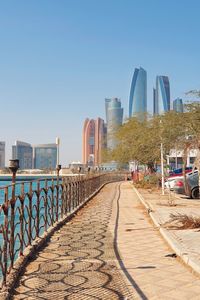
[0,142,5,168]
[173,98,184,113]
[82,119,96,166]
[82,118,106,166]
[33,144,57,169]
[129,67,147,119]
[153,88,157,116]
[95,118,107,166]
[12,141,33,169]
[154,76,170,115]
[105,98,123,149]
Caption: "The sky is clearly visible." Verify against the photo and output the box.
[1,0,200,166]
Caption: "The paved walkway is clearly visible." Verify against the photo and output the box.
[112,183,200,300]
[136,187,200,272]
[12,183,135,300]
[12,182,200,299]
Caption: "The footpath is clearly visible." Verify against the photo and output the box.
[135,185,200,276]
[10,181,200,300]
[109,182,200,300]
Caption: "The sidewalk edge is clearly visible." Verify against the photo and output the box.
[133,185,200,276]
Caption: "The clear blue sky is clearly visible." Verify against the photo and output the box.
[1,0,200,165]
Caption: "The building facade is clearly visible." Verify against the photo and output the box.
[82,119,96,166]
[129,67,147,119]
[12,141,33,169]
[173,98,184,113]
[105,98,123,149]
[0,141,5,168]
[154,76,170,115]
[167,149,197,169]
[33,144,57,169]
[82,118,106,166]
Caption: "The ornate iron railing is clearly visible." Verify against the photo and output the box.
[0,173,123,287]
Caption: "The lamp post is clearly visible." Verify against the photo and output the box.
[160,143,165,195]
[56,137,60,166]
[9,159,19,184]
[159,120,165,195]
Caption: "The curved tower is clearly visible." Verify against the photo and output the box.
[82,119,95,166]
[82,118,106,166]
[154,76,170,115]
[129,67,147,119]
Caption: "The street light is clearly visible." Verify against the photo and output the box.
[9,159,19,184]
[56,137,60,166]
[160,142,165,195]
[160,120,165,195]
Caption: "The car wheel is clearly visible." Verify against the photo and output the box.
[191,187,199,199]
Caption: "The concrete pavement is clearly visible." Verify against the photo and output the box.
[134,185,200,278]
[112,182,200,299]
[11,182,200,299]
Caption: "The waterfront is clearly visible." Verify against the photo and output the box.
[0,176,62,279]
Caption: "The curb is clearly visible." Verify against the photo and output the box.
[133,185,200,276]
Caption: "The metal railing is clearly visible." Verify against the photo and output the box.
[0,172,123,287]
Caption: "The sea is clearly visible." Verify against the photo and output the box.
[0,176,60,279]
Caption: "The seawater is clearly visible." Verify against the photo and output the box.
[0,177,60,279]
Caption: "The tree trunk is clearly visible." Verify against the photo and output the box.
[182,144,190,195]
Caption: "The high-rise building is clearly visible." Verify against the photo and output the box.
[105,98,123,149]
[153,88,157,116]
[154,76,170,115]
[33,144,57,169]
[0,142,5,168]
[129,67,147,119]
[12,141,33,169]
[82,118,106,166]
[173,98,184,113]
[82,119,96,166]
[95,118,107,166]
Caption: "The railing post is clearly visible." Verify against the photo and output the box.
[56,165,61,222]
[44,179,48,232]
[20,183,25,255]
[61,178,65,218]
[8,159,19,268]
[2,187,9,286]
[51,179,54,226]
[28,182,33,246]
[36,181,40,237]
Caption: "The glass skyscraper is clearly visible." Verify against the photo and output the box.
[173,98,183,113]
[105,98,123,149]
[154,76,170,115]
[12,141,33,169]
[33,144,57,169]
[129,67,147,119]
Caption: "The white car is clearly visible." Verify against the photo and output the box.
[165,175,183,190]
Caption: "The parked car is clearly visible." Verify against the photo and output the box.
[173,170,199,199]
[185,170,199,199]
[168,167,193,177]
[173,177,185,195]
[165,175,183,190]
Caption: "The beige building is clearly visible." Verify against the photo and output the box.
[82,118,106,166]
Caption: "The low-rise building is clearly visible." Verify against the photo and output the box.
[0,142,5,168]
